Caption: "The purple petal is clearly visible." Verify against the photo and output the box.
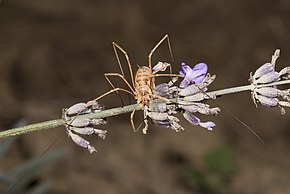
[179,63,191,77]
[199,121,216,131]
[194,74,207,84]
[179,63,208,88]
[193,63,208,72]
[183,111,200,125]
[190,63,208,84]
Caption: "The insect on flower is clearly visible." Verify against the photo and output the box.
[65,35,266,145]
[86,34,183,134]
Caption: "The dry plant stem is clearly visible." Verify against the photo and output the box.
[210,80,290,97]
[1,79,290,139]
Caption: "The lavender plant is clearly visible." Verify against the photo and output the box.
[0,49,289,153]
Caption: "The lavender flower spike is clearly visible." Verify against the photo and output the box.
[179,62,208,88]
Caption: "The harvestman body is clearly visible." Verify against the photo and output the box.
[87,34,181,133]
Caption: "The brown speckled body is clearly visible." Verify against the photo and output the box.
[134,66,155,108]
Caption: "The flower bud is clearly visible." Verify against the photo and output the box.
[255,87,279,98]
[252,63,274,80]
[66,103,89,116]
[255,95,279,107]
[69,117,90,128]
[256,71,280,84]
[68,131,97,153]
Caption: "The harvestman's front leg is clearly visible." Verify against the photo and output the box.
[148,34,175,94]
[112,42,135,87]
[104,73,135,93]
[87,88,134,106]
[148,34,174,72]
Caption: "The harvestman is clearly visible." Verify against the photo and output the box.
[87,34,182,133]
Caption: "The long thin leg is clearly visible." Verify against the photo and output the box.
[148,35,174,95]
[112,42,135,87]
[152,73,183,78]
[104,74,125,106]
[87,87,134,106]
[105,73,135,93]
[148,34,174,70]
[130,101,141,132]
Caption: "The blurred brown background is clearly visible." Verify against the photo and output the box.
[1,0,290,194]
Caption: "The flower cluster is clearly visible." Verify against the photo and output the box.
[62,101,107,153]
[177,63,220,131]
[147,62,220,132]
[249,49,290,114]
[144,99,183,134]
[60,50,290,152]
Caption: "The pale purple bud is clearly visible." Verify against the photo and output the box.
[183,111,200,125]
[199,121,216,131]
[66,103,89,116]
[256,71,280,84]
[68,131,97,153]
[256,95,279,107]
[70,118,90,127]
[153,62,170,73]
[252,63,274,80]
[255,87,279,98]
[70,126,95,135]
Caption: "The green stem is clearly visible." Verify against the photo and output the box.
[0,104,141,138]
[1,79,290,139]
